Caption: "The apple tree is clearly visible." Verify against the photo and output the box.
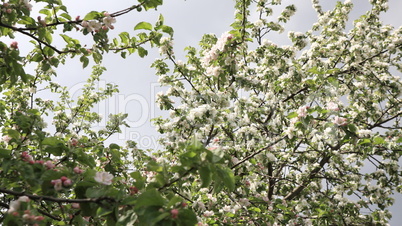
[0,0,200,225]
[153,0,402,225]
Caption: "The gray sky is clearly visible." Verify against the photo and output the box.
[17,0,402,224]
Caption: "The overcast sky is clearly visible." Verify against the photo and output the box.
[15,0,402,224]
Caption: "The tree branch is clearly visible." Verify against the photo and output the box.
[0,187,116,204]
[158,167,195,191]
[231,136,286,169]
[284,154,331,201]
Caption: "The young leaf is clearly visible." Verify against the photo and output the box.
[134,22,153,31]
[135,189,165,209]
[199,165,212,187]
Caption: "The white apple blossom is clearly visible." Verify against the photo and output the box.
[333,116,347,126]
[326,102,339,111]
[297,106,309,117]
[102,13,116,29]
[21,0,32,11]
[203,210,214,217]
[94,171,114,185]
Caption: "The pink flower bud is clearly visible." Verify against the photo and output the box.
[129,186,139,195]
[63,179,72,187]
[70,138,78,146]
[10,41,18,49]
[6,8,12,14]
[74,166,83,174]
[35,216,45,221]
[60,176,68,182]
[171,209,179,219]
[75,16,80,21]
[44,160,55,169]
[71,203,80,209]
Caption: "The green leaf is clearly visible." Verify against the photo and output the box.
[81,202,98,217]
[76,150,96,168]
[97,207,114,217]
[109,143,120,150]
[177,209,198,225]
[0,148,12,159]
[373,136,384,145]
[137,46,148,58]
[136,206,167,226]
[347,124,357,133]
[84,11,102,20]
[117,209,137,225]
[39,9,51,16]
[208,147,224,163]
[59,13,72,20]
[140,0,163,10]
[60,34,72,44]
[151,212,170,224]
[166,195,182,208]
[217,167,235,192]
[7,129,20,140]
[147,161,163,172]
[156,14,164,27]
[276,204,287,211]
[287,112,298,119]
[122,196,137,205]
[161,25,174,36]
[44,30,52,43]
[308,67,323,75]
[134,22,153,31]
[358,139,371,145]
[80,56,89,68]
[135,189,165,209]
[44,146,64,156]
[86,187,108,198]
[130,171,145,189]
[42,137,63,146]
[199,165,212,187]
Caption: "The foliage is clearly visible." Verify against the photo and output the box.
[0,0,198,225]
[0,0,402,225]
[153,0,402,225]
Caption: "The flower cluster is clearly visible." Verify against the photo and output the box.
[82,12,116,32]
[159,37,173,55]
[8,196,30,213]
[51,176,73,191]
[21,0,32,11]
[152,0,402,224]
[201,31,234,67]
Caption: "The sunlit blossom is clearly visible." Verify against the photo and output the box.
[94,171,114,185]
